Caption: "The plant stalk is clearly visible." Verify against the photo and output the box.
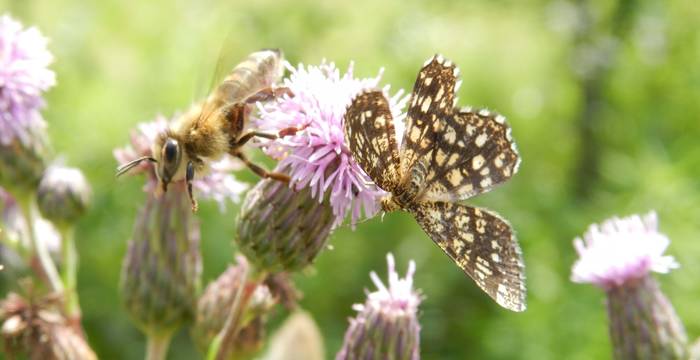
[59,225,81,319]
[17,194,62,293]
[146,331,173,360]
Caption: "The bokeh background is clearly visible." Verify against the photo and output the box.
[1,0,699,358]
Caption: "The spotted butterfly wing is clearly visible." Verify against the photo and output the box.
[415,108,521,202]
[409,202,526,311]
[400,55,458,182]
[343,90,402,193]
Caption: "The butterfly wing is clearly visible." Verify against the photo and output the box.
[410,201,526,311]
[343,91,402,193]
[399,55,459,182]
[415,109,521,202]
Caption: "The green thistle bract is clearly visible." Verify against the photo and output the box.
[236,177,334,273]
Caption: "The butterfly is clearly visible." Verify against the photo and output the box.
[343,55,526,311]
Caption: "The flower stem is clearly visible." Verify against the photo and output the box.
[59,224,81,318]
[17,193,62,293]
[145,332,173,360]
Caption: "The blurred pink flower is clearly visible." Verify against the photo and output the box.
[0,14,55,146]
[571,211,678,289]
[114,115,247,211]
[254,61,408,226]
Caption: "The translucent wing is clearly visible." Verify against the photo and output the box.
[410,202,526,311]
[416,109,521,202]
[343,91,401,192]
[399,55,459,181]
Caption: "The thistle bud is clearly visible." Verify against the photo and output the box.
[0,292,97,360]
[336,254,422,360]
[572,211,688,359]
[236,177,334,273]
[192,256,277,358]
[120,185,202,337]
[37,166,91,226]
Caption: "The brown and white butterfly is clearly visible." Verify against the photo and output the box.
[343,55,526,311]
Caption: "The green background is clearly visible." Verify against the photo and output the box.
[1,0,699,358]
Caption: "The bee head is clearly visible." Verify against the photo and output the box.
[156,137,182,192]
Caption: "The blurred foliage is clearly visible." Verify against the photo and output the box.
[1,0,699,359]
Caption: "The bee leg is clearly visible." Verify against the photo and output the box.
[231,124,308,152]
[233,151,290,183]
[244,86,294,104]
[186,161,198,212]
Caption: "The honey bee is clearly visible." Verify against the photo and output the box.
[117,49,297,211]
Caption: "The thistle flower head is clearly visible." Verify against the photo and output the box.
[114,115,247,211]
[37,165,91,225]
[336,253,421,360]
[0,14,55,147]
[571,211,678,290]
[254,61,408,226]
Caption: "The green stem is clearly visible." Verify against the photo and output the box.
[17,194,62,293]
[59,225,81,318]
[145,332,173,360]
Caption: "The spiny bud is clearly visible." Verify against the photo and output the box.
[120,185,202,337]
[192,256,277,358]
[236,177,335,273]
[0,292,97,360]
[37,165,91,225]
[336,254,422,360]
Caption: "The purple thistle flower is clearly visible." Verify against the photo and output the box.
[572,211,688,359]
[114,115,247,211]
[254,61,408,226]
[571,211,678,289]
[0,14,55,147]
[336,253,421,360]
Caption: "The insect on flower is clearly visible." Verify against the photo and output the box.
[117,49,300,211]
[344,55,526,311]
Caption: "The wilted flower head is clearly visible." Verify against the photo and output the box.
[192,256,279,358]
[571,211,678,289]
[254,61,408,226]
[114,115,247,211]
[336,253,421,360]
[0,14,55,147]
[37,165,91,225]
[0,291,97,360]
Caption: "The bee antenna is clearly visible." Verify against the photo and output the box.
[116,156,157,177]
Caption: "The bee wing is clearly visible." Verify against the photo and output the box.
[410,201,526,311]
[343,90,402,193]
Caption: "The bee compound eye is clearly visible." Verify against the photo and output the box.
[164,139,179,163]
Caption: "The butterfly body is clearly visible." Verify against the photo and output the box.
[344,55,526,311]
